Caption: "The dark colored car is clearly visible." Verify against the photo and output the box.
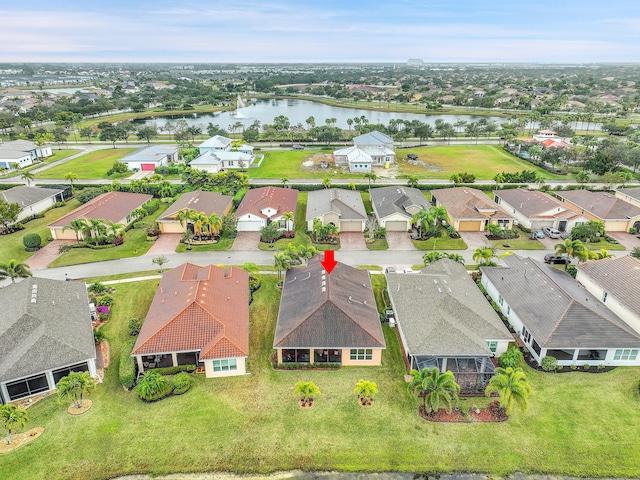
[544,254,571,265]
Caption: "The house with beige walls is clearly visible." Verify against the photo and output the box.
[432,187,514,232]
[555,190,640,232]
[306,188,367,232]
[157,191,233,234]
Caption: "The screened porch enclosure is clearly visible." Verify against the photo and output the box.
[411,355,496,394]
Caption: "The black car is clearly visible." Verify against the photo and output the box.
[544,254,571,265]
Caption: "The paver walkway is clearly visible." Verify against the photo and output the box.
[338,232,367,250]
[231,232,261,251]
[385,232,417,250]
[25,240,74,270]
[605,231,640,250]
[145,234,182,256]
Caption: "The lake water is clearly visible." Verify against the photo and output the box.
[133,98,506,130]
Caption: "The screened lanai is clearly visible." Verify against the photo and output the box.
[411,355,496,394]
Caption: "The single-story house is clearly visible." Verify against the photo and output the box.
[306,188,367,232]
[614,187,640,209]
[432,187,514,232]
[120,145,178,171]
[493,188,588,233]
[481,254,640,367]
[369,186,430,231]
[386,259,512,394]
[333,130,396,172]
[1,185,66,225]
[576,255,640,335]
[0,139,52,170]
[48,192,152,240]
[198,135,232,154]
[132,263,249,378]
[157,191,233,234]
[189,150,263,174]
[555,190,640,232]
[0,279,97,404]
[235,187,298,232]
[273,256,385,365]
[332,146,373,173]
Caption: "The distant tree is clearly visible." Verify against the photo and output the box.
[21,170,35,186]
[64,172,78,191]
[407,175,419,188]
[364,172,378,187]
[136,125,158,144]
[152,255,169,274]
[0,199,21,231]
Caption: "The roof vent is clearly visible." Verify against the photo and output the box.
[30,298,37,304]
[51,301,56,306]
[174,291,178,296]
[437,288,443,293]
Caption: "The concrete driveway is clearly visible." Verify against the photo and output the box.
[458,232,491,251]
[339,232,367,250]
[386,232,417,250]
[231,231,261,251]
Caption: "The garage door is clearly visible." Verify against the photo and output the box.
[340,221,362,232]
[385,220,408,231]
[141,163,155,171]
[237,220,263,232]
[458,221,482,231]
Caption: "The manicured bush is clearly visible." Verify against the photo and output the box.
[88,282,108,295]
[541,356,558,372]
[154,364,196,375]
[77,187,106,204]
[97,294,114,306]
[498,346,524,369]
[23,233,42,250]
[171,372,192,395]
[119,339,137,389]
[143,199,160,215]
[128,318,142,336]
[93,328,106,343]
[136,370,171,401]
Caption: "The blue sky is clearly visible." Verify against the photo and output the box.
[2,0,640,63]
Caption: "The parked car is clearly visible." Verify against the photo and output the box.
[292,144,305,150]
[385,266,396,273]
[544,254,571,265]
[533,230,545,239]
[543,227,562,238]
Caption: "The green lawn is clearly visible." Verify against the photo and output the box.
[3,275,640,480]
[0,199,81,264]
[36,148,137,179]
[175,231,235,252]
[396,145,567,180]
[366,238,388,250]
[248,149,353,179]
[490,228,546,251]
[412,234,468,250]
[48,204,169,267]
[1,150,82,178]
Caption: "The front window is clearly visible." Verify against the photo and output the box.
[486,341,498,353]
[212,358,237,372]
[350,349,373,361]
[613,349,638,361]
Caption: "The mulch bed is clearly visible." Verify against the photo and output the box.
[67,399,93,415]
[419,401,507,423]
[358,398,375,408]
[298,399,315,409]
[0,427,45,454]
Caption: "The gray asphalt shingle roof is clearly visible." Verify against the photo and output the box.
[0,279,96,384]
[386,259,511,356]
[0,186,64,208]
[556,190,640,220]
[306,188,367,222]
[353,130,394,146]
[481,255,640,349]
[369,186,429,219]
[493,188,579,219]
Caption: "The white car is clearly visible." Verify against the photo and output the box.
[543,227,562,239]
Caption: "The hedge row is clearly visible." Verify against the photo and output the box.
[119,339,137,389]
[153,364,196,375]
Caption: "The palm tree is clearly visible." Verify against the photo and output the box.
[0,259,32,283]
[86,218,107,245]
[348,182,357,191]
[21,170,35,186]
[280,177,289,187]
[588,248,614,260]
[64,172,78,192]
[191,211,209,239]
[485,367,531,416]
[0,404,29,445]
[407,175,419,188]
[176,208,193,233]
[57,371,96,409]
[294,380,320,407]
[412,209,434,239]
[472,247,494,266]
[63,218,87,243]
[322,176,332,189]
[408,367,460,414]
[208,213,223,237]
[282,211,294,231]
[554,238,588,270]
[274,252,292,283]
[364,172,378,187]
[354,379,378,406]
[575,170,591,189]
[294,244,318,266]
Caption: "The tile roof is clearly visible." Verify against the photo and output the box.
[306,188,367,222]
[132,263,249,360]
[158,191,232,222]
[48,192,152,228]
[494,188,580,219]
[369,186,429,219]
[386,259,511,356]
[0,279,96,384]
[481,255,640,349]
[432,187,514,221]
[235,187,298,220]
[0,186,64,208]
[273,257,385,349]
[577,256,640,320]
[556,190,640,220]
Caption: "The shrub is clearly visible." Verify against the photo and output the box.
[93,328,106,343]
[499,346,524,369]
[77,187,106,204]
[136,370,171,401]
[119,339,137,389]
[583,364,591,371]
[112,236,124,246]
[541,356,558,372]
[631,247,640,259]
[88,282,108,295]
[128,318,142,336]
[97,294,114,306]
[570,364,578,370]
[143,199,160,215]
[23,233,42,250]
[154,364,196,375]
[172,372,192,395]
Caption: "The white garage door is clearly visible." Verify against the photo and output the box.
[340,221,362,232]
[237,220,263,232]
[385,220,408,231]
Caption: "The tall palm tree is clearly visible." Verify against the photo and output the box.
[208,213,223,237]
[190,211,209,239]
[57,371,96,408]
[274,252,292,283]
[364,172,378,187]
[408,367,460,414]
[485,367,531,416]
[63,218,87,243]
[472,247,494,266]
[407,175,419,188]
[554,238,588,270]
[588,248,614,260]
[280,177,289,187]
[86,218,107,245]
[0,259,32,283]
[64,172,78,192]
[412,209,435,239]
[322,177,332,189]
[176,208,194,233]
[21,170,35,186]
[0,404,29,445]
[282,211,294,231]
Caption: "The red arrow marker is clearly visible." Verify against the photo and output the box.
[321,250,337,275]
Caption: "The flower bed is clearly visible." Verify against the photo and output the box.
[419,401,507,423]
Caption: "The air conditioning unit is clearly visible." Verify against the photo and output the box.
[388,317,396,328]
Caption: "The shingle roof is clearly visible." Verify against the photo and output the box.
[616,187,640,202]
[433,187,514,221]
[333,146,373,164]
[273,257,385,349]
[0,148,33,160]
[481,255,640,349]
[132,263,249,360]
[306,188,367,222]
[48,192,152,228]
[199,135,232,150]
[235,187,298,220]
[0,279,96,384]
[0,186,64,208]
[353,130,394,146]
[556,190,640,220]
[157,191,232,222]
[494,188,580,219]
[577,256,640,320]
[386,259,511,356]
[120,145,177,164]
[369,186,429,219]
[190,150,252,165]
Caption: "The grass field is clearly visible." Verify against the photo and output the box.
[396,145,567,180]
[36,148,137,179]
[2,275,640,480]
[1,149,82,178]
[0,199,81,264]
[247,149,353,179]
